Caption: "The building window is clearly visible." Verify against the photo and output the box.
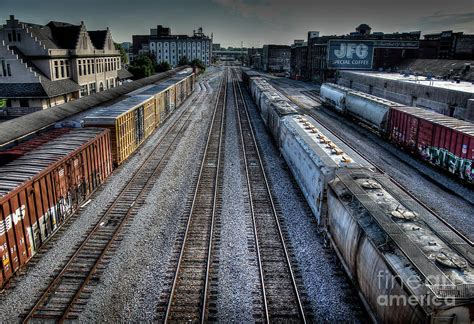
[19,98,28,107]
[89,82,96,94]
[80,84,88,97]
[54,61,59,79]
[65,60,70,77]
[91,59,95,74]
[78,60,82,76]
[110,78,114,88]
[0,60,11,77]
[83,60,87,75]
[60,61,65,78]
[87,59,91,74]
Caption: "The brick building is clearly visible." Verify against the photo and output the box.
[262,45,291,73]
[305,24,420,83]
[423,31,474,59]
[290,40,308,80]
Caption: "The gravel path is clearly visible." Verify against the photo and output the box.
[271,77,474,241]
[0,70,220,323]
[215,75,260,321]
[240,80,366,322]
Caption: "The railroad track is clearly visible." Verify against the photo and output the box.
[161,70,227,323]
[21,87,201,323]
[232,69,308,323]
[275,85,474,252]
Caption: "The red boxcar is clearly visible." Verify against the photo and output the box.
[388,106,474,183]
[0,128,113,287]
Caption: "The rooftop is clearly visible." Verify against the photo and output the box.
[344,70,474,94]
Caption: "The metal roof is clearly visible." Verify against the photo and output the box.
[83,95,154,125]
[0,67,187,149]
[393,106,474,135]
[0,128,106,197]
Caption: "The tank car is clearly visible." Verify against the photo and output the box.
[319,83,352,113]
[344,91,405,134]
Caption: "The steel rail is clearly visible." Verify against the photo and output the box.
[23,86,200,323]
[232,68,307,323]
[164,70,227,323]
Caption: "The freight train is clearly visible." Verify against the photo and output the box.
[0,70,195,287]
[319,83,474,184]
[242,70,474,323]
[57,70,195,166]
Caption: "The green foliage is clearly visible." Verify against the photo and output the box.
[129,54,155,79]
[178,56,190,66]
[114,43,128,65]
[191,59,206,72]
[156,61,171,72]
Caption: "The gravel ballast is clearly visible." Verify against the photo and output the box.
[215,76,260,321]
[240,80,366,322]
[78,70,223,322]
[0,69,221,322]
[271,77,474,241]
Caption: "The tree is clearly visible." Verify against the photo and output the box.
[114,43,129,65]
[156,61,171,72]
[191,59,206,72]
[128,54,155,79]
[178,56,189,66]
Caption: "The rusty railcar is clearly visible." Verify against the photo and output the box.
[0,128,113,286]
[82,95,155,166]
[388,106,474,184]
[327,169,473,323]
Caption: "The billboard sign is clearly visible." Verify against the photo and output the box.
[327,40,374,69]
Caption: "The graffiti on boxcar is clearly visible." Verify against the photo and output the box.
[421,146,473,181]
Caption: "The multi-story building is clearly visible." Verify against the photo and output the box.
[290,40,308,80]
[0,15,127,117]
[248,47,263,70]
[423,31,474,59]
[262,45,291,73]
[134,25,212,67]
[306,24,420,83]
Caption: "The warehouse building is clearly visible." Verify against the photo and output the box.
[133,25,212,67]
[336,70,474,121]
[262,45,291,73]
[0,15,131,118]
[305,24,420,83]
[290,40,308,80]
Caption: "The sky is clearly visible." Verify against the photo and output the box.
[1,0,473,47]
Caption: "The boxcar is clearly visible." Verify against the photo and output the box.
[319,83,352,113]
[0,129,71,165]
[83,95,155,166]
[327,169,473,323]
[278,115,373,225]
[345,91,405,132]
[388,106,474,183]
[0,128,112,287]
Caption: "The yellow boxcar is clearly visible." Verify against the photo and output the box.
[82,95,155,166]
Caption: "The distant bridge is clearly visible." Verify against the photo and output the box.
[214,50,248,60]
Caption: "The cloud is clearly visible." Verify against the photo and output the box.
[210,0,294,22]
[413,11,474,33]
